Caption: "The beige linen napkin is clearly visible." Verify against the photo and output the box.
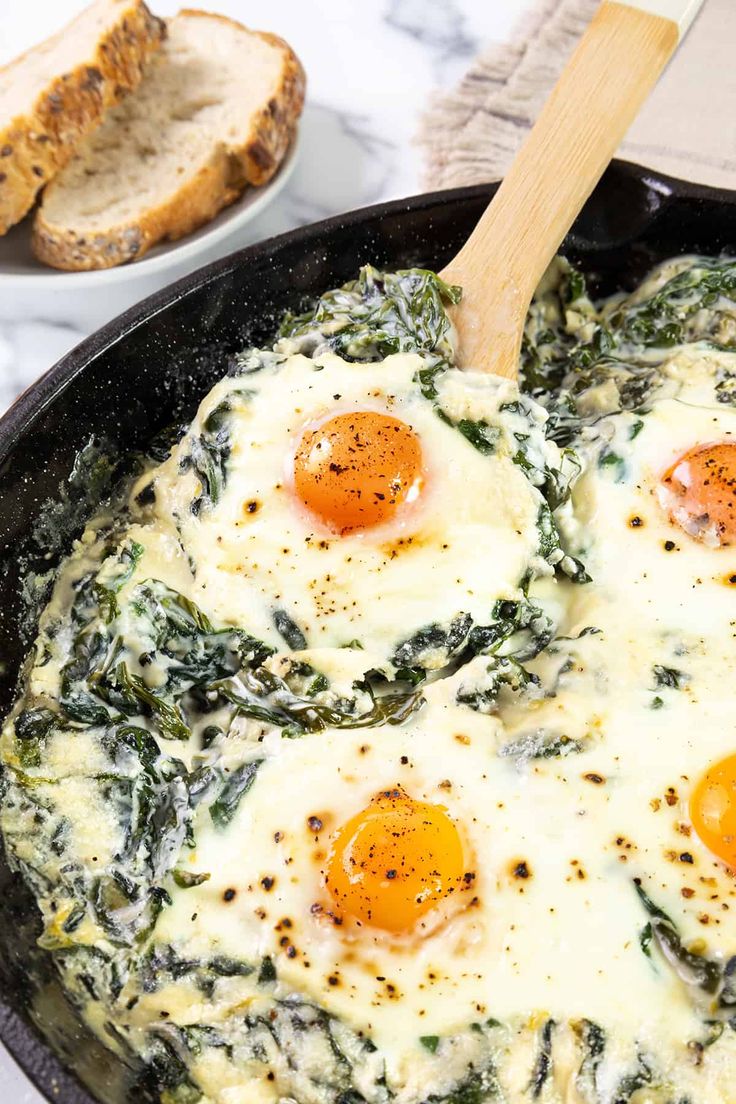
[419,0,736,190]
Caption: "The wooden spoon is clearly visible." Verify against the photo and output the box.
[440,0,705,380]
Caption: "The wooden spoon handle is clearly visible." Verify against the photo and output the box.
[441,0,702,379]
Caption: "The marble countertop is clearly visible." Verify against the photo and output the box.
[0,0,531,1099]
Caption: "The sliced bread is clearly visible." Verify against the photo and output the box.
[0,0,165,235]
[32,10,306,271]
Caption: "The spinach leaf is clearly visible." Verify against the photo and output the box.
[426,1064,500,1104]
[393,614,472,669]
[145,421,189,463]
[598,448,626,482]
[235,998,380,1102]
[209,955,255,978]
[258,956,277,984]
[611,1054,654,1104]
[392,599,555,676]
[280,266,461,364]
[529,1018,555,1098]
[524,257,736,447]
[456,657,539,714]
[210,760,263,828]
[60,574,263,743]
[141,1036,202,1102]
[172,870,210,889]
[94,540,144,624]
[14,707,58,768]
[60,577,114,722]
[215,667,424,736]
[534,503,590,583]
[640,922,653,958]
[456,419,499,455]
[612,258,736,350]
[85,725,196,942]
[574,1019,605,1094]
[652,664,688,690]
[716,369,736,405]
[273,608,308,650]
[565,267,587,304]
[131,580,272,691]
[419,1035,440,1053]
[59,690,112,726]
[112,665,190,742]
[467,599,556,664]
[634,881,722,996]
[180,395,250,515]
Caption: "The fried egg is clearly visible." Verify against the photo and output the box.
[148,352,560,670]
[135,645,734,1100]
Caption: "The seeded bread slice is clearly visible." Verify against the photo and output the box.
[0,0,164,235]
[32,10,306,271]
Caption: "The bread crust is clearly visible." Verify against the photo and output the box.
[31,10,306,272]
[178,12,306,189]
[0,0,165,236]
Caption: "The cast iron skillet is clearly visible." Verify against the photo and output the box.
[1,160,736,1104]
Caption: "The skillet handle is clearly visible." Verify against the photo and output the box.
[620,0,705,37]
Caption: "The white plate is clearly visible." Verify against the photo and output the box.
[0,135,300,332]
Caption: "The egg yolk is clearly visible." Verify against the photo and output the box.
[661,442,736,545]
[293,411,423,534]
[324,788,468,934]
[691,754,736,868]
